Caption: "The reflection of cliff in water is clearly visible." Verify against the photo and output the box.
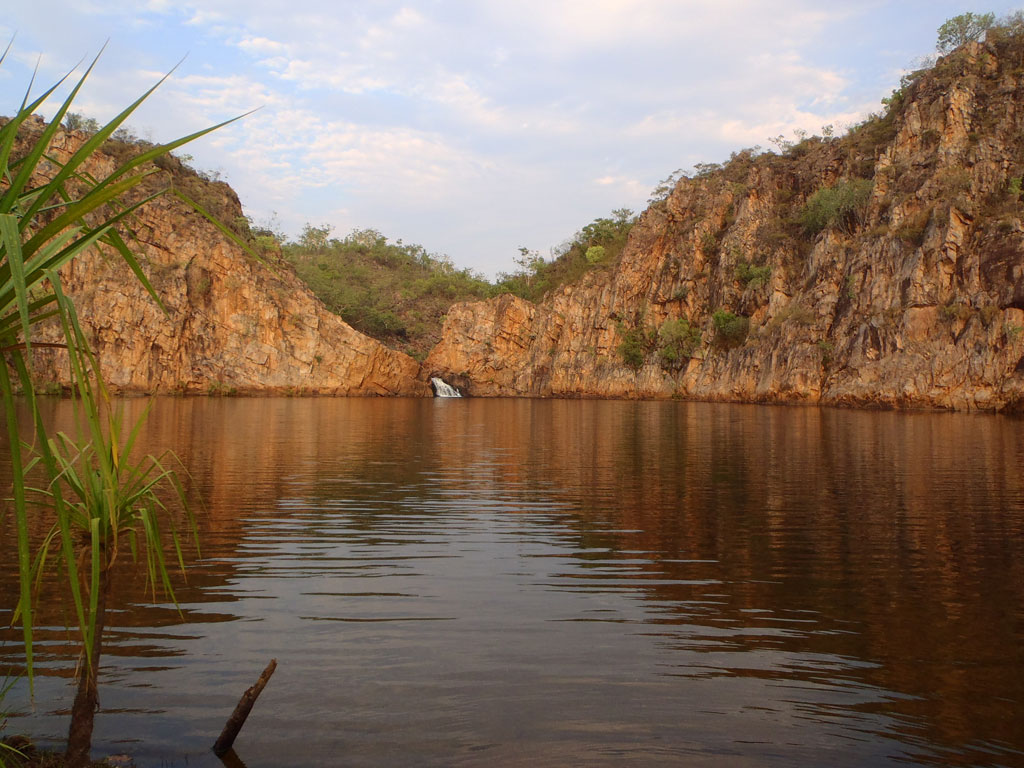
[0,398,505,674]
[423,400,1024,763]
[0,398,441,674]
[1,398,1022,764]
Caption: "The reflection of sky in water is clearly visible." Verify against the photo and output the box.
[1,398,1023,767]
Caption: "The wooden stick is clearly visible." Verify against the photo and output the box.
[217,748,249,768]
[212,659,277,758]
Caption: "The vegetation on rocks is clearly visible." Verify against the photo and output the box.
[283,208,637,359]
[615,316,704,371]
[616,322,655,370]
[799,179,873,235]
[657,318,702,369]
[283,228,493,360]
[937,11,995,53]
[492,208,637,302]
[711,310,750,348]
[734,261,772,289]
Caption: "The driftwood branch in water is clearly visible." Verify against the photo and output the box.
[217,748,249,768]
[213,659,277,757]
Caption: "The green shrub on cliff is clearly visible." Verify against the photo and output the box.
[281,208,636,356]
[63,111,100,134]
[799,179,873,235]
[735,261,772,288]
[657,318,702,369]
[712,310,750,348]
[617,324,654,370]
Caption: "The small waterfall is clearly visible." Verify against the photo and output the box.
[430,377,463,398]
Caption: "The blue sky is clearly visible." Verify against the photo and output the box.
[1,2,1020,277]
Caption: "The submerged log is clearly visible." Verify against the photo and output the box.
[212,659,277,757]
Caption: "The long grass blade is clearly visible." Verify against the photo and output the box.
[0,226,78,312]
[108,110,256,185]
[0,36,13,68]
[11,352,89,664]
[173,189,267,266]
[121,400,153,462]
[0,354,34,688]
[85,516,101,666]
[22,171,150,258]
[0,187,164,303]
[0,215,32,351]
[94,219,165,313]
[0,49,101,215]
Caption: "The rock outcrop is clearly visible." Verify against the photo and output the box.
[23,120,429,396]
[425,38,1024,411]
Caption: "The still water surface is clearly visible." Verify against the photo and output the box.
[1,398,1023,767]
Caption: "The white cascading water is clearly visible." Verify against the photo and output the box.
[430,377,463,398]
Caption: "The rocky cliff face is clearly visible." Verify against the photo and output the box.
[425,38,1024,411]
[23,120,429,397]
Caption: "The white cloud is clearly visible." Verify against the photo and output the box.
[8,0,1015,277]
[593,174,649,202]
[392,7,425,29]
[237,37,288,55]
[424,75,505,126]
[276,58,388,94]
[185,9,226,25]
[482,0,847,56]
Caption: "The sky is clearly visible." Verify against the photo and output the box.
[1,2,1021,278]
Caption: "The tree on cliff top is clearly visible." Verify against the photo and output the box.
[299,222,333,251]
[937,12,995,53]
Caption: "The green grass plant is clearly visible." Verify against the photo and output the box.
[1,674,26,767]
[0,44,236,767]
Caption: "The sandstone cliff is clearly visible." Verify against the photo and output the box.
[22,119,429,397]
[425,38,1024,411]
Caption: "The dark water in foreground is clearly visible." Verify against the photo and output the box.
[1,398,1023,767]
